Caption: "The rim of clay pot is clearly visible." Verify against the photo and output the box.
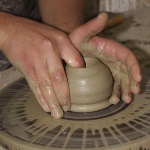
[66,57,101,71]
[66,57,113,112]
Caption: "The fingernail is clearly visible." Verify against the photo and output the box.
[131,82,140,94]
[124,96,132,104]
[136,74,142,82]
[68,59,82,68]
[109,96,120,104]
[59,96,70,111]
[59,94,69,104]
[51,108,63,119]
[98,12,108,19]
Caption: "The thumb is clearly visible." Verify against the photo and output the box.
[59,37,85,68]
[69,12,108,43]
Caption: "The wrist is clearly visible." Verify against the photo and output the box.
[0,12,9,51]
[0,12,17,51]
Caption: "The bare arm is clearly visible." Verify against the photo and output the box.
[38,0,85,33]
[0,11,84,119]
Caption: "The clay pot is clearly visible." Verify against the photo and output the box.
[66,57,113,112]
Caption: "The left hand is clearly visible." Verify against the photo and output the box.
[69,12,142,104]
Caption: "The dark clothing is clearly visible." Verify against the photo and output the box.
[0,0,41,21]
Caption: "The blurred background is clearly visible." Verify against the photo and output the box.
[86,0,150,68]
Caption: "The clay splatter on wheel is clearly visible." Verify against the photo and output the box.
[0,68,149,150]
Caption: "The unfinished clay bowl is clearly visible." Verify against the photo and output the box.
[66,57,113,112]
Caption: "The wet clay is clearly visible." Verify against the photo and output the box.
[0,69,150,150]
[66,57,113,112]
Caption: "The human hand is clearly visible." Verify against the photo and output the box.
[69,12,142,104]
[0,12,84,119]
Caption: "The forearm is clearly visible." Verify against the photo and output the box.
[38,0,85,33]
[0,12,24,51]
[0,12,11,51]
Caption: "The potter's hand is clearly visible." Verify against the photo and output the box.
[0,12,83,119]
[69,12,142,104]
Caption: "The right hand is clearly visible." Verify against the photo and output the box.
[0,12,84,119]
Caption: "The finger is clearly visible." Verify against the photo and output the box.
[131,80,141,94]
[46,54,71,112]
[109,82,121,105]
[109,72,122,104]
[59,39,85,68]
[26,75,49,112]
[69,12,108,45]
[125,56,142,94]
[120,76,132,103]
[129,62,141,94]
[125,54,142,82]
[104,61,128,75]
[90,37,142,83]
[34,61,63,119]
[43,31,84,68]
[19,61,49,112]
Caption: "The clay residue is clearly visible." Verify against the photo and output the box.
[0,67,23,91]
[0,69,150,150]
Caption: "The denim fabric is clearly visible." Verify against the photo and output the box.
[0,0,41,21]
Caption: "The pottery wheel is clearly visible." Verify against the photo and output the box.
[0,68,150,150]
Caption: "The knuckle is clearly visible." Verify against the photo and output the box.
[56,32,67,43]
[40,38,53,49]
[39,77,52,88]
[29,74,38,87]
[52,68,64,83]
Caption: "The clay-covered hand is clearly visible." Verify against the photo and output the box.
[0,12,84,119]
[69,12,142,104]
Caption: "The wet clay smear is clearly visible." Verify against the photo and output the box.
[0,69,150,150]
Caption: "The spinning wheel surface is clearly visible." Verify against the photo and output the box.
[0,69,150,150]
